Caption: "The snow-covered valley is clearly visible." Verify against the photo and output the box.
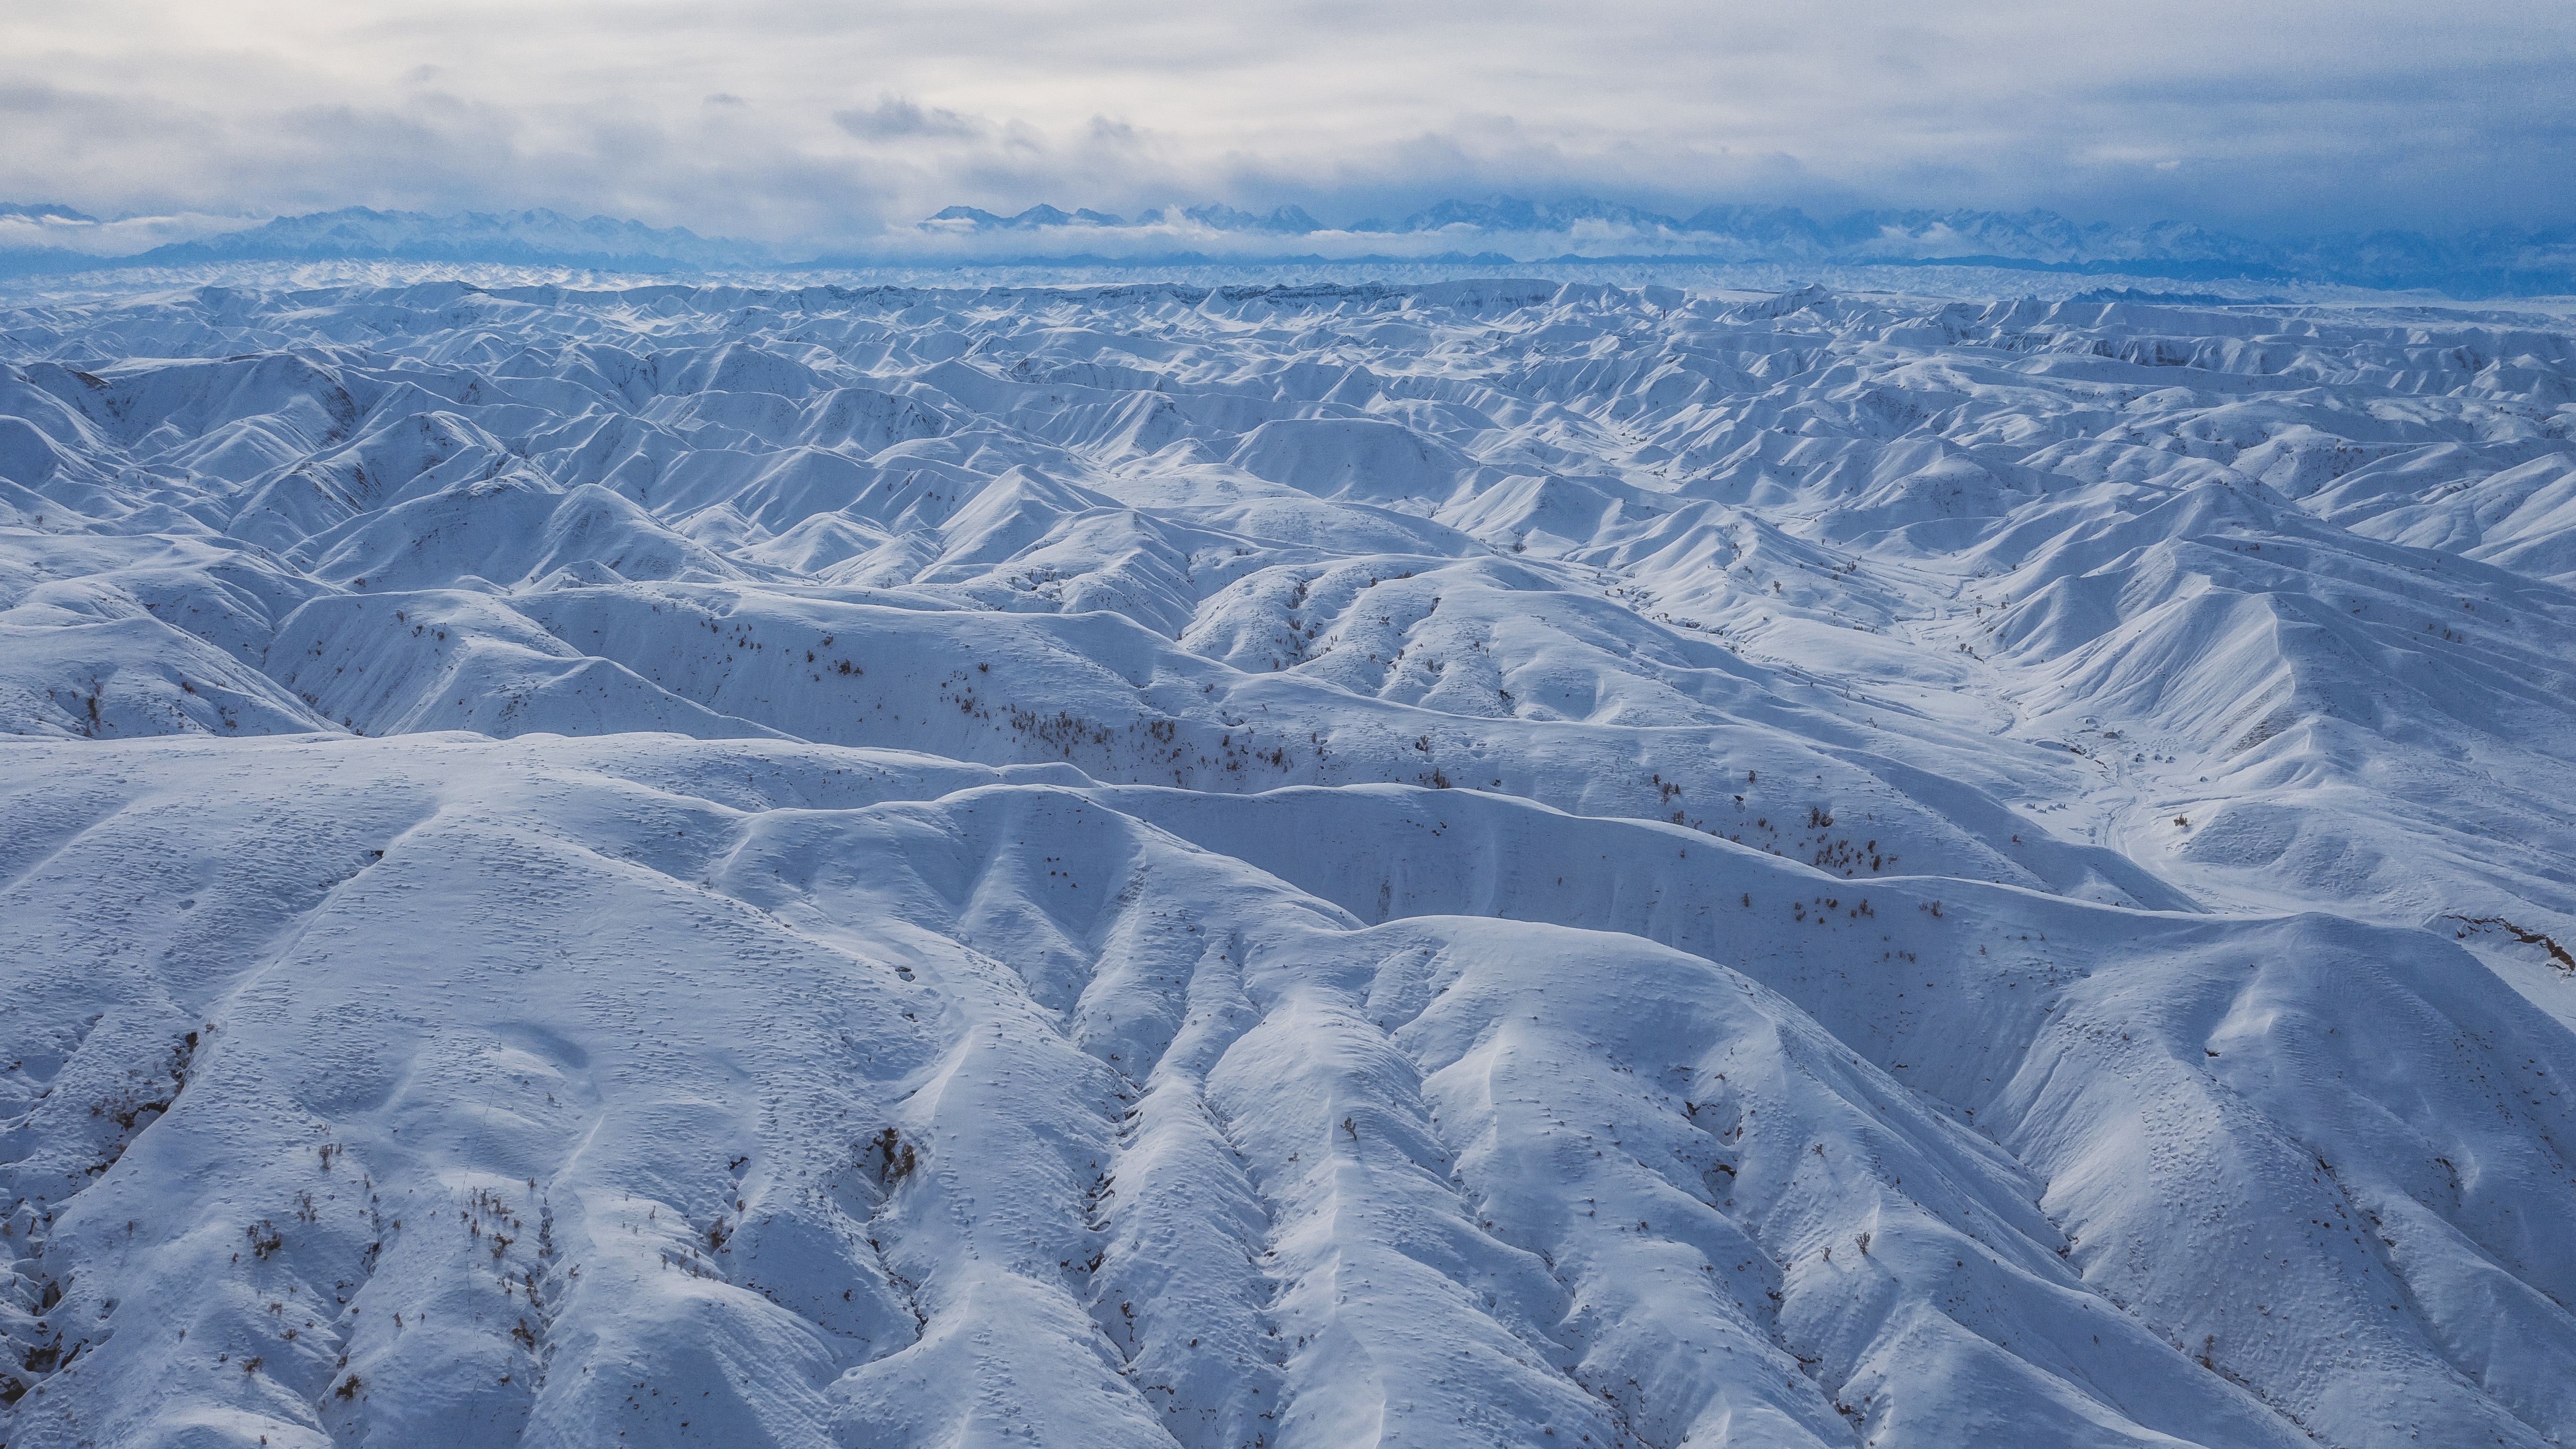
[3,273,2575,1449]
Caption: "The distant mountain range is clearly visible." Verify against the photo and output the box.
[924,202,1326,235]
[921,198,2576,296]
[4,198,2573,296]
[0,207,770,275]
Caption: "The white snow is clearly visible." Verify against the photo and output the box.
[3,275,2575,1449]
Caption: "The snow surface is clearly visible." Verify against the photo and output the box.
[3,275,2575,1449]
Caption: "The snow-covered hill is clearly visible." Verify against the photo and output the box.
[3,273,2575,1449]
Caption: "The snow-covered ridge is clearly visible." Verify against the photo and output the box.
[3,275,2575,1448]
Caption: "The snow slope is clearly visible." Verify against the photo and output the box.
[3,275,2576,1449]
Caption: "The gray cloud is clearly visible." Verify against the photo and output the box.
[834,96,987,142]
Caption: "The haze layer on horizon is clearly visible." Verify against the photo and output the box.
[1,0,2569,248]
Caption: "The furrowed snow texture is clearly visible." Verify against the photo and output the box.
[3,277,2576,1449]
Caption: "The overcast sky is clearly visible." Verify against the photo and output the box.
[2,0,2569,243]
